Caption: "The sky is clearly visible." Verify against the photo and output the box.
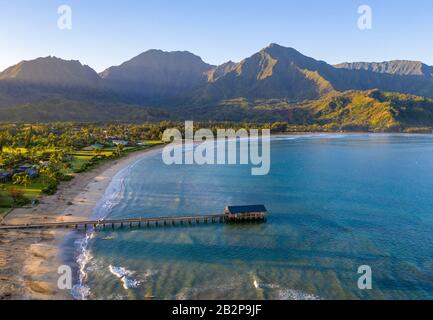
[1,0,433,72]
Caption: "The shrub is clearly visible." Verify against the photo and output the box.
[42,181,58,195]
[8,187,29,206]
[60,174,74,181]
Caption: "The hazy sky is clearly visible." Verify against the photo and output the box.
[1,0,433,72]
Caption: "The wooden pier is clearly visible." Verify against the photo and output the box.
[0,205,267,231]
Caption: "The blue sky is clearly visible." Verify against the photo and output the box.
[1,0,432,72]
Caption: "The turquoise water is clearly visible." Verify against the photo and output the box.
[71,134,433,300]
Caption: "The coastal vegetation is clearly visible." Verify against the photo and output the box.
[0,123,165,218]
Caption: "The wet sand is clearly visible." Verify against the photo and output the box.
[0,146,163,300]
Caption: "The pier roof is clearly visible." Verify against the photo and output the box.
[225,205,267,214]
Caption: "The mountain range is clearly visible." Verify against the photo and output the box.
[1,43,433,130]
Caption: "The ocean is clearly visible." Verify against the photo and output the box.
[68,134,433,300]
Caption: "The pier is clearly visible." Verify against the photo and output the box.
[0,205,267,231]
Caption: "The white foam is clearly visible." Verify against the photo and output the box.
[253,279,259,289]
[71,283,91,300]
[71,233,94,300]
[252,274,320,300]
[71,158,137,299]
[109,265,141,290]
[278,289,320,300]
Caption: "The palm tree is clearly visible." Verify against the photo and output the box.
[12,173,31,189]
[115,144,125,157]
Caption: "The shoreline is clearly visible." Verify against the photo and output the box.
[0,145,164,300]
[2,132,430,300]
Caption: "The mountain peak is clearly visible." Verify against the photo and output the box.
[266,43,282,48]
[198,43,337,102]
[141,48,198,56]
[0,56,101,87]
[100,49,214,99]
[262,43,297,53]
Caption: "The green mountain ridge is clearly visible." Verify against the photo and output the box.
[305,90,433,131]
[1,44,433,130]
[3,89,433,133]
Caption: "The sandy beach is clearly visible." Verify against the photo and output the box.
[0,145,163,300]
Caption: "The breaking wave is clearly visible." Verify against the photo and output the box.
[109,265,141,290]
[71,158,141,299]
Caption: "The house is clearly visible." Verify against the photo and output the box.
[0,171,13,183]
[112,140,130,146]
[15,164,33,173]
[25,168,39,179]
[224,205,267,221]
[83,143,105,151]
[8,164,39,179]
[39,161,50,168]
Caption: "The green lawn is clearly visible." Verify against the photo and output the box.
[0,176,50,217]
[69,157,92,171]
[143,140,163,145]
